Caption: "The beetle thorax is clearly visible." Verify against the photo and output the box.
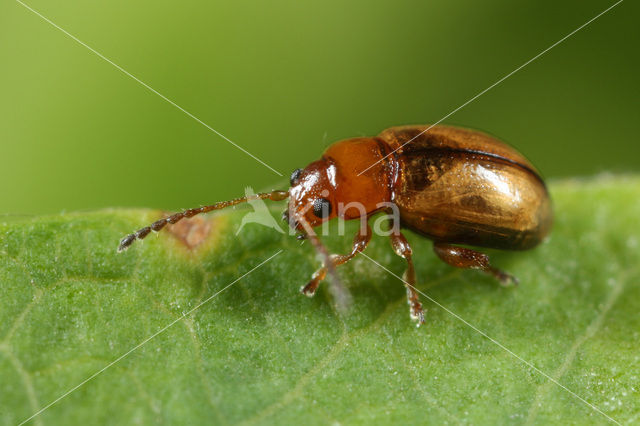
[324,138,394,220]
[287,137,395,229]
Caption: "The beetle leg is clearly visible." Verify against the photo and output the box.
[389,232,425,326]
[433,243,518,286]
[300,222,372,297]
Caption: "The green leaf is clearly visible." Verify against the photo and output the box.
[1,175,639,425]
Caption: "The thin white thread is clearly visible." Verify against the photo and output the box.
[18,250,283,425]
[359,252,620,425]
[14,0,283,177]
[357,0,624,176]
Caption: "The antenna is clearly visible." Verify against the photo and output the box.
[118,190,289,252]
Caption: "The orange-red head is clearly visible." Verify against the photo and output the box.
[284,137,395,233]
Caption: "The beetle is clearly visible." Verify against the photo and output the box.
[118,125,552,326]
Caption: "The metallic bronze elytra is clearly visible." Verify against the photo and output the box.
[118,125,552,326]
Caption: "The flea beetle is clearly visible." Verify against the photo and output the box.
[119,125,552,326]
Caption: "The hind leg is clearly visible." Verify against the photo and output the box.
[433,242,518,286]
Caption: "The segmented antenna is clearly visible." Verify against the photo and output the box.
[118,190,288,252]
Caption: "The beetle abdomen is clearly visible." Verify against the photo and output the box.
[379,125,552,250]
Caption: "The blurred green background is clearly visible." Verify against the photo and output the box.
[0,0,638,215]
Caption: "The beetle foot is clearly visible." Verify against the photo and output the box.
[300,282,317,297]
[493,269,519,287]
[408,302,426,327]
[300,266,326,297]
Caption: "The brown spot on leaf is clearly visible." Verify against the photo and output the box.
[165,213,213,250]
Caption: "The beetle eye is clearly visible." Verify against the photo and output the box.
[289,168,303,186]
[312,198,332,219]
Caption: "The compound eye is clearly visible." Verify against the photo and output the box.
[312,198,332,219]
[289,168,303,186]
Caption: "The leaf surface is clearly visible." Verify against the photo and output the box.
[1,176,639,425]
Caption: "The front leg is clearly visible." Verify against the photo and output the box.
[301,222,372,296]
[389,232,425,326]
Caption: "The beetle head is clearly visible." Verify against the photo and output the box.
[283,159,337,232]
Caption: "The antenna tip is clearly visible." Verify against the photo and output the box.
[117,234,135,252]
